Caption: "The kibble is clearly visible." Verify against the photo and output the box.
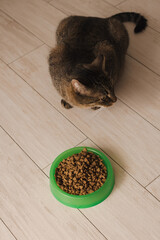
[55,148,107,195]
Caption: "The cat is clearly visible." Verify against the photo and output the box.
[48,12,147,110]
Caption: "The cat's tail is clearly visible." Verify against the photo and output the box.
[110,12,147,33]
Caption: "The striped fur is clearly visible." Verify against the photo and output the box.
[110,12,147,33]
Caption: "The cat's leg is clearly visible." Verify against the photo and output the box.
[91,106,101,110]
[61,99,73,109]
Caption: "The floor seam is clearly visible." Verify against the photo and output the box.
[0,125,49,179]
[145,174,160,188]
[103,0,126,7]
[118,98,160,132]
[78,210,109,240]
[0,57,7,65]
[127,53,160,79]
[0,9,46,45]
[115,0,128,7]
[0,218,18,240]
[48,2,69,16]
[42,137,88,170]
[8,43,45,65]
[5,63,89,140]
[87,138,160,203]
[74,137,88,147]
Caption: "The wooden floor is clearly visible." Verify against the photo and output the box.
[0,0,160,239]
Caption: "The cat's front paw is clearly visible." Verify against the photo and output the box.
[61,99,73,109]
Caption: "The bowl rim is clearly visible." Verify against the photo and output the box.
[49,146,114,208]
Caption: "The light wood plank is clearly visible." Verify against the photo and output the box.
[50,0,118,17]
[118,0,160,32]
[2,0,159,76]
[43,163,51,177]
[0,128,105,240]
[10,45,104,126]
[116,55,160,130]
[10,45,59,107]
[0,11,42,64]
[0,60,85,169]
[0,0,66,46]
[147,176,160,201]
[10,45,160,186]
[104,0,125,7]
[0,220,16,240]
[80,139,160,240]
[124,22,160,76]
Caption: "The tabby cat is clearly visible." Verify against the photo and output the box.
[48,12,147,110]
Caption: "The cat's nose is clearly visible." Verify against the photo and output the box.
[108,93,117,102]
[112,95,117,102]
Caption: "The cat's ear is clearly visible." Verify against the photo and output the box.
[71,79,92,96]
[83,55,106,71]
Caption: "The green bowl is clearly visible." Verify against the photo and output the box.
[50,147,114,208]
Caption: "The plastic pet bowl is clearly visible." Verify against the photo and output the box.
[50,147,114,208]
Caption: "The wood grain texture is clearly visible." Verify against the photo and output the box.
[0,11,42,64]
[80,139,160,240]
[43,163,51,177]
[10,45,160,186]
[0,0,66,46]
[124,22,160,76]
[116,55,160,130]
[118,0,160,32]
[0,128,105,240]
[0,60,85,169]
[1,0,159,77]
[147,176,160,201]
[50,0,118,17]
[104,0,125,6]
[0,220,15,240]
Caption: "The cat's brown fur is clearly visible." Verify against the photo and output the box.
[49,12,147,109]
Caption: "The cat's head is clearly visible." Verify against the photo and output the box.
[69,55,117,108]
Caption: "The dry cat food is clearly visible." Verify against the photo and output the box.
[55,148,107,195]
